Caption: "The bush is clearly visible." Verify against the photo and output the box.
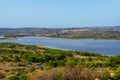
[1,56,10,62]
[13,55,20,62]
[114,66,120,80]
[8,75,19,80]
[105,56,120,67]
[65,58,77,67]
[100,69,111,80]
[19,74,27,80]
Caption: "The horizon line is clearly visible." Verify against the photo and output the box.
[0,26,120,29]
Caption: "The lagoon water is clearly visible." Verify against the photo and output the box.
[0,36,4,38]
[0,36,120,55]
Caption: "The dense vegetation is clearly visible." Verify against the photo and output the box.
[0,42,120,80]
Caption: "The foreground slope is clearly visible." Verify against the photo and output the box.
[0,43,120,80]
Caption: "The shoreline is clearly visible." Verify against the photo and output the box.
[1,35,120,40]
[0,37,17,40]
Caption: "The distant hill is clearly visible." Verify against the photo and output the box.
[0,26,120,39]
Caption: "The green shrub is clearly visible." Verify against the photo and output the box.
[1,56,10,62]
[114,66,120,80]
[8,75,19,80]
[19,74,27,80]
[65,58,77,67]
[13,55,20,62]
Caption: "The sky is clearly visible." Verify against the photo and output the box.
[0,0,120,28]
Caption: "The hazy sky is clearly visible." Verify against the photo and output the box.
[0,0,120,28]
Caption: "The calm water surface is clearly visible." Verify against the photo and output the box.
[0,36,4,38]
[0,36,120,55]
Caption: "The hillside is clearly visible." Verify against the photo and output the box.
[0,27,120,39]
[0,43,120,80]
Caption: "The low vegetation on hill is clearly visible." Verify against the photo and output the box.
[0,42,120,80]
[0,27,120,40]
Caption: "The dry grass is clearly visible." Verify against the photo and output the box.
[27,67,111,80]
